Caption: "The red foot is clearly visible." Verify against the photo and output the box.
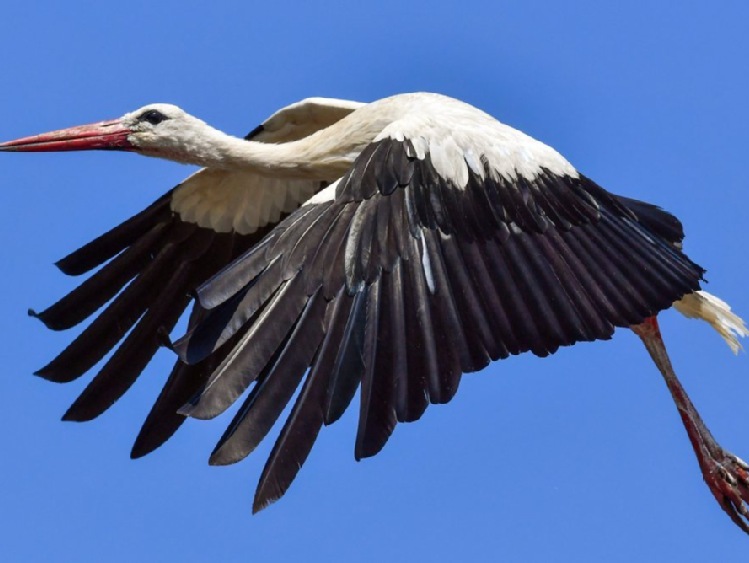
[632,315,749,534]
[699,446,749,533]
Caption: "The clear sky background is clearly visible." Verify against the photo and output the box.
[1,2,748,561]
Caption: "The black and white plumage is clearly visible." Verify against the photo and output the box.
[1,93,747,525]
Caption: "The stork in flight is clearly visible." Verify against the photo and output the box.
[2,92,748,529]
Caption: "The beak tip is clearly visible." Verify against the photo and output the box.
[0,119,133,153]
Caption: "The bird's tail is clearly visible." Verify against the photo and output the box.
[673,290,748,354]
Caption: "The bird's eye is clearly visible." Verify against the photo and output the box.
[139,109,168,126]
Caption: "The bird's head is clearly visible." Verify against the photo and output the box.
[0,103,223,165]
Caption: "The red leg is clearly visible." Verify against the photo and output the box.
[631,316,749,533]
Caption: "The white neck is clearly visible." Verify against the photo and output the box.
[168,120,373,181]
[220,135,356,179]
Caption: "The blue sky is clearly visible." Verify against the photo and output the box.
[2,1,748,561]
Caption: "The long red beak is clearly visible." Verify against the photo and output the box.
[0,119,133,152]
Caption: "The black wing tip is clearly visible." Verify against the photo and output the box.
[252,492,277,515]
[323,403,344,426]
[55,244,116,275]
[176,398,216,420]
[130,444,149,460]
[244,124,265,141]
[208,447,238,466]
[28,308,62,330]
[60,409,88,422]
[208,437,228,465]
[34,363,78,383]
[54,256,86,276]
[28,306,83,331]
[60,411,80,422]
[131,414,187,459]
[61,398,101,422]
[354,438,390,462]
[130,436,161,459]
[33,365,53,379]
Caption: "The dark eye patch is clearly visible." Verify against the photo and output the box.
[138,109,168,125]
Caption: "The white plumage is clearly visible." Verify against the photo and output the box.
[376,94,577,183]
[1,92,747,528]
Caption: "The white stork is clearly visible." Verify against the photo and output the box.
[1,92,747,528]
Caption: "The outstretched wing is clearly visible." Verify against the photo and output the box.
[175,133,704,512]
[31,97,363,457]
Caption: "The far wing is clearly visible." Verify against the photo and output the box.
[244,97,365,142]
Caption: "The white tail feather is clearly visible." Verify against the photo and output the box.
[673,291,748,354]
